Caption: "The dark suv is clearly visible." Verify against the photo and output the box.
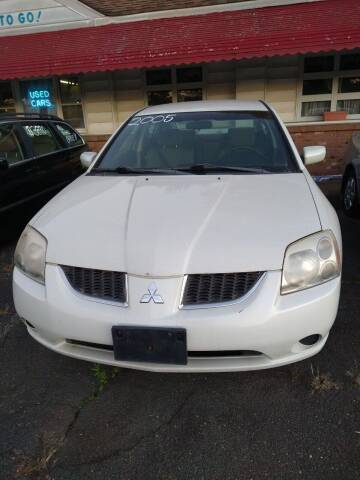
[0,113,87,218]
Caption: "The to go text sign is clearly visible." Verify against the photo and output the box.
[0,6,88,32]
[0,10,42,28]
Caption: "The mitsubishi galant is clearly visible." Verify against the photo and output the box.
[13,101,342,372]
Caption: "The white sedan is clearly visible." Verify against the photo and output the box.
[13,101,342,372]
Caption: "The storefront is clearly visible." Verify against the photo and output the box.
[1,0,360,174]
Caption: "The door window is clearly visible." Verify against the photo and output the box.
[0,125,24,165]
[23,124,60,156]
[54,123,84,147]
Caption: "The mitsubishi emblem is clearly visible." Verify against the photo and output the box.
[140,282,164,304]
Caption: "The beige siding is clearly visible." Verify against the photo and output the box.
[82,72,115,134]
[114,70,145,125]
[265,56,299,122]
[236,58,266,101]
[81,56,301,133]
[236,78,266,100]
[206,62,236,100]
[236,55,300,122]
[266,78,298,122]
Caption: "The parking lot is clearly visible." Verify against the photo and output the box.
[0,183,359,480]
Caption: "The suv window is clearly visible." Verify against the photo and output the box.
[54,123,83,147]
[23,123,59,156]
[0,124,24,165]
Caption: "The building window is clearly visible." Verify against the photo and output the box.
[300,53,360,120]
[58,76,85,129]
[0,82,15,113]
[20,79,56,115]
[146,66,203,106]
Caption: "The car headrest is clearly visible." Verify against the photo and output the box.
[228,128,255,147]
[157,129,195,148]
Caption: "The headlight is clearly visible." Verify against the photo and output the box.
[281,230,340,295]
[14,226,47,284]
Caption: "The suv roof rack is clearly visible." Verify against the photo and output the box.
[0,112,61,120]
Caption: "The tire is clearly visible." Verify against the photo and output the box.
[342,169,360,217]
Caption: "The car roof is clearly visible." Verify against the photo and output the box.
[0,114,63,125]
[136,100,268,116]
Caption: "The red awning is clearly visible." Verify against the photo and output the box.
[1,0,360,80]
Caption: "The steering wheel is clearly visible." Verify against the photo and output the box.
[158,145,175,168]
[144,142,174,169]
[218,146,269,165]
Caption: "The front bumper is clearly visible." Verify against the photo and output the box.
[13,264,341,373]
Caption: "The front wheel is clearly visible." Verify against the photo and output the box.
[342,170,360,217]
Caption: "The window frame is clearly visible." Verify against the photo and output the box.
[7,77,87,133]
[56,75,86,133]
[144,66,205,106]
[298,52,360,121]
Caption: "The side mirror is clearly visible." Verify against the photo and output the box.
[0,158,9,171]
[80,151,97,169]
[303,146,326,166]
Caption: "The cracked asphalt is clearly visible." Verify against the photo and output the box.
[0,181,359,480]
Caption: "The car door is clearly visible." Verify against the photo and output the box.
[51,121,86,180]
[0,122,42,214]
[19,121,71,194]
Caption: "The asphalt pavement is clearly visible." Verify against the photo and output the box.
[0,182,359,480]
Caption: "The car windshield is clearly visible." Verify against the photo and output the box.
[93,111,298,174]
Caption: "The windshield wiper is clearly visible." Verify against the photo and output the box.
[175,164,272,174]
[90,166,188,175]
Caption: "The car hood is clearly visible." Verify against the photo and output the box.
[32,173,320,275]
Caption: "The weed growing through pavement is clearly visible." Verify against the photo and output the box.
[346,363,360,387]
[16,365,120,478]
[0,305,10,316]
[16,434,57,479]
[310,364,342,393]
[85,364,120,403]
[0,262,13,273]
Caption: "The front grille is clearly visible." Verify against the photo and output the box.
[61,265,127,304]
[181,272,264,307]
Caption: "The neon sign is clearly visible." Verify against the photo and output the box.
[28,89,53,109]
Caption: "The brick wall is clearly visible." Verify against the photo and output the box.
[288,123,360,175]
[85,135,110,153]
[85,122,360,175]
[81,0,250,16]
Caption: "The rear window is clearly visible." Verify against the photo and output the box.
[54,123,83,147]
[97,111,298,173]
